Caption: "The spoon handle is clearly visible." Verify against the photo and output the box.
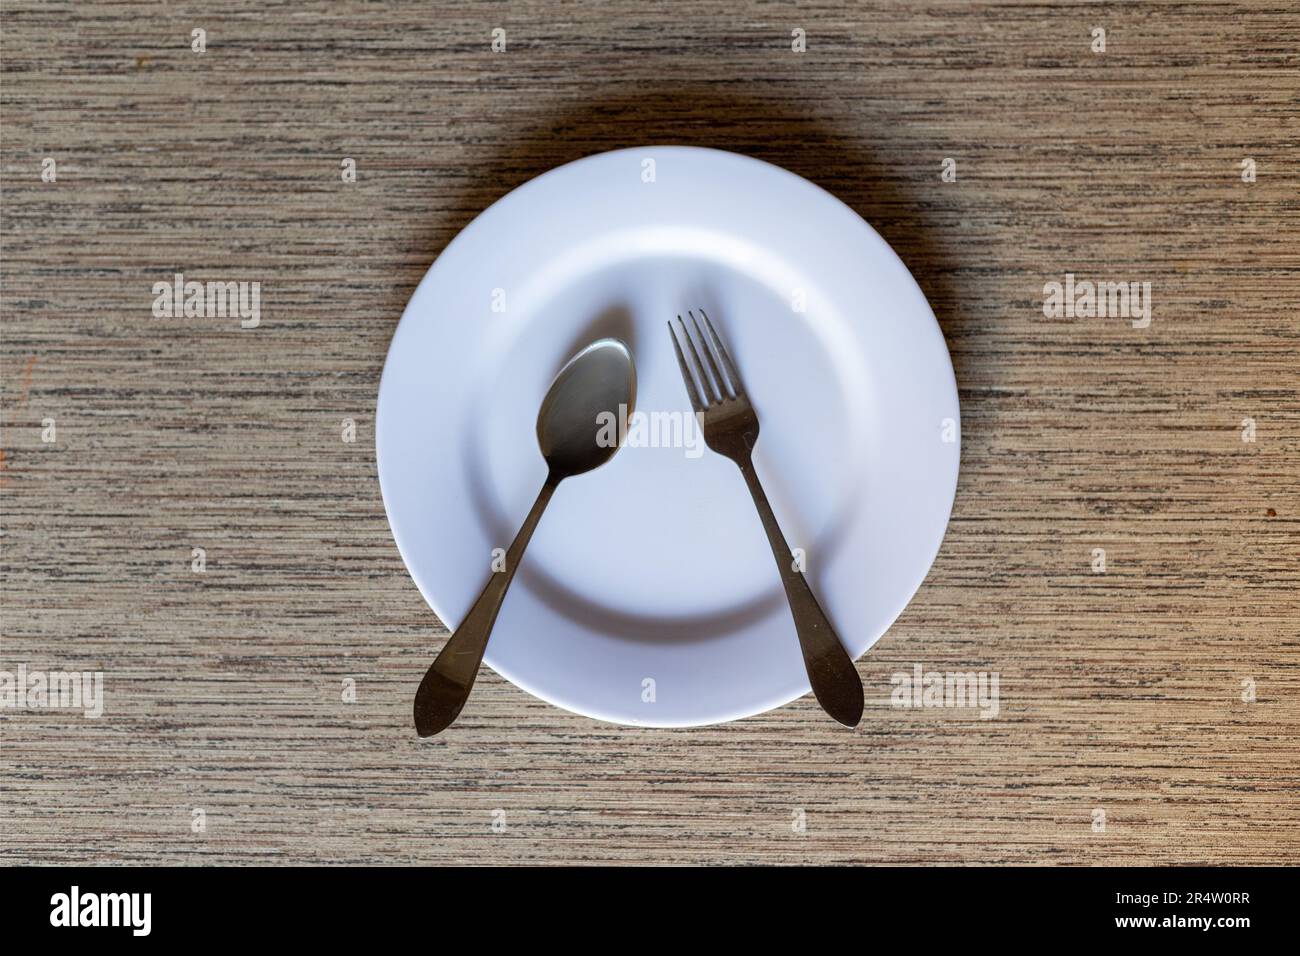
[414,476,558,737]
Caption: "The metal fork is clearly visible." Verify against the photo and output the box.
[669,309,864,727]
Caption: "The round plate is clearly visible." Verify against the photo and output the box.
[377,146,959,727]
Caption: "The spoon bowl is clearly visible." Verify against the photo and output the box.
[538,339,636,479]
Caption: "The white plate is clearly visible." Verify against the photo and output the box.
[377,146,959,727]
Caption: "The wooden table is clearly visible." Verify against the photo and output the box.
[2,1,1297,865]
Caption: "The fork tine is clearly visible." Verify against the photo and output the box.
[688,310,731,399]
[677,315,720,404]
[668,321,706,412]
[697,309,743,397]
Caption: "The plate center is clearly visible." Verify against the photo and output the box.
[468,251,873,641]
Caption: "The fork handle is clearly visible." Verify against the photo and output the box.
[413,476,558,737]
[737,458,864,727]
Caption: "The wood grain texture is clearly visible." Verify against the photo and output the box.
[2,0,1298,865]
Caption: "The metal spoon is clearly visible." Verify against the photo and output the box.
[413,338,636,737]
